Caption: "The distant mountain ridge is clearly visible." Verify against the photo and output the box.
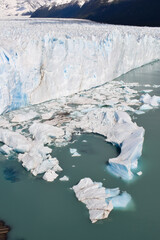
[0,0,89,17]
[31,0,160,27]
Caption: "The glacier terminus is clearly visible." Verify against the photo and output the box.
[0,19,160,114]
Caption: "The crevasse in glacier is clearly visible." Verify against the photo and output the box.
[0,19,160,114]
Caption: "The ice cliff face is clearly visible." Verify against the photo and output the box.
[0,19,160,114]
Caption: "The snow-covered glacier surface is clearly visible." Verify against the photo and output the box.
[0,19,160,114]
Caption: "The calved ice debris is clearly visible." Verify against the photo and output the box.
[73,178,131,223]
[0,78,159,181]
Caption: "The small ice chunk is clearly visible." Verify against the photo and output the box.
[135,110,145,115]
[0,128,31,153]
[0,145,12,155]
[43,169,58,182]
[32,158,56,175]
[142,89,153,93]
[140,93,151,104]
[29,123,64,143]
[153,85,160,88]
[41,111,54,120]
[72,152,81,157]
[139,104,153,110]
[11,110,38,123]
[70,148,81,157]
[137,171,143,176]
[59,175,69,181]
[70,149,77,154]
[124,87,137,94]
[82,140,87,143]
[150,96,160,106]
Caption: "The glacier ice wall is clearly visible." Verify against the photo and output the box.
[0,19,160,114]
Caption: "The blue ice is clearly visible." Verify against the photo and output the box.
[107,163,132,181]
[9,81,27,111]
[105,188,120,198]
[110,192,132,208]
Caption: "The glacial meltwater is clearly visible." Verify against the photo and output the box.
[0,61,160,240]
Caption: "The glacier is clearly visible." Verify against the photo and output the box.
[0,19,160,114]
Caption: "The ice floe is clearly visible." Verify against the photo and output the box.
[73,178,131,223]
[0,128,31,153]
[59,175,69,181]
[140,93,160,107]
[11,110,38,123]
[137,171,143,176]
[70,148,81,157]
[140,104,153,111]
[43,169,58,182]
[0,144,12,155]
[73,109,145,180]
[29,123,64,144]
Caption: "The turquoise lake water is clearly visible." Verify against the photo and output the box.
[0,61,160,240]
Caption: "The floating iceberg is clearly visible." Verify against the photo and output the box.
[139,104,153,111]
[18,140,63,179]
[0,128,31,153]
[73,178,131,223]
[137,171,143,176]
[108,127,144,180]
[140,93,160,108]
[74,109,145,180]
[59,175,69,181]
[0,144,12,155]
[43,169,58,182]
[70,148,81,157]
[0,125,63,181]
